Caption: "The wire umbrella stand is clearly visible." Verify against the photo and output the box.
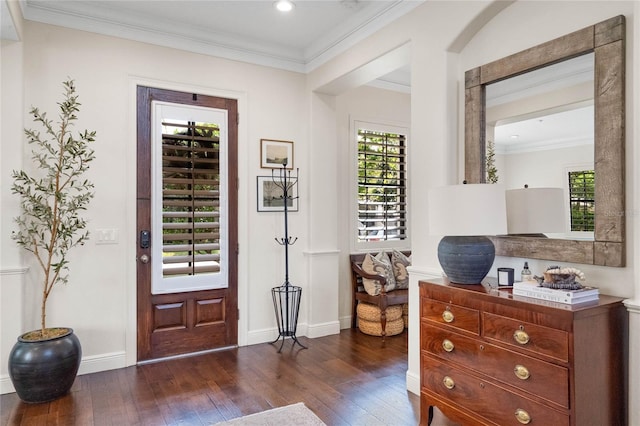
[270,164,307,353]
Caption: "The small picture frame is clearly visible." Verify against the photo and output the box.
[497,267,515,286]
[257,176,299,212]
[260,139,293,169]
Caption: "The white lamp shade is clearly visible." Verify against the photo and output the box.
[506,187,566,234]
[428,184,507,236]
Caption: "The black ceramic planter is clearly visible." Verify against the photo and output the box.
[8,328,81,403]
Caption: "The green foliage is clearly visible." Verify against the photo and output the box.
[568,170,595,231]
[357,129,406,241]
[11,80,96,334]
[486,140,499,184]
[161,123,220,262]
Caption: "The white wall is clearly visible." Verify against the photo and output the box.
[0,0,25,394]
[308,0,513,397]
[3,6,438,390]
[334,85,411,327]
[498,144,593,190]
[0,18,315,392]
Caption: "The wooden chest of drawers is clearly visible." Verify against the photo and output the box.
[419,279,628,426]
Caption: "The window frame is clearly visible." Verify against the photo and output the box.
[351,119,410,252]
[151,101,230,294]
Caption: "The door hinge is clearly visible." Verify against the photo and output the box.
[236,113,239,125]
[236,243,239,254]
[237,308,240,320]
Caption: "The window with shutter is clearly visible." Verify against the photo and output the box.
[151,102,229,294]
[568,169,595,232]
[357,127,407,243]
[161,120,221,277]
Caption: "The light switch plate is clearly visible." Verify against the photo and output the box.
[95,228,119,245]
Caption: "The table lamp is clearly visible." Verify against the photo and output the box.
[428,183,507,284]
[506,186,566,235]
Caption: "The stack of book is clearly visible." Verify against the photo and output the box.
[512,281,599,304]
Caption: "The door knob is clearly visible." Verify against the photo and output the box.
[139,254,150,264]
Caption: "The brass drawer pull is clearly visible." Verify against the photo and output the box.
[442,339,454,352]
[442,309,454,323]
[513,329,530,345]
[515,408,531,424]
[514,365,530,380]
[442,376,455,390]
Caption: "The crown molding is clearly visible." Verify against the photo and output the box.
[1,0,19,41]
[304,0,423,72]
[20,0,307,71]
[365,78,411,94]
[496,135,592,155]
[19,0,423,74]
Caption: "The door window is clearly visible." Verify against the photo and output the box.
[152,103,229,294]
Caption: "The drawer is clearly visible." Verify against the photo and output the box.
[421,355,569,426]
[422,326,569,408]
[421,298,479,335]
[483,312,569,362]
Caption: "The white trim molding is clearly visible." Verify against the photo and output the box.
[623,298,640,313]
[302,249,340,257]
[0,266,28,275]
[307,320,341,338]
[406,265,442,396]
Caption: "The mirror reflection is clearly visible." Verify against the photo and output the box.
[485,53,595,241]
[464,15,625,266]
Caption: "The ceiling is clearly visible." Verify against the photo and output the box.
[5,0,419,92]
[493,105,593,154]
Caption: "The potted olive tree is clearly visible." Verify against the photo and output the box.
[8,79,96,403]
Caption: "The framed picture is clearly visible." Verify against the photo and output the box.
[257,176,298,212]
[260,139,293,169]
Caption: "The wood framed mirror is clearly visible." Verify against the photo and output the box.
[464,15,625,266]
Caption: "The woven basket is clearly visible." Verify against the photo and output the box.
[402,303,409,328]
[356,303,402,322]
[358,317,405,337]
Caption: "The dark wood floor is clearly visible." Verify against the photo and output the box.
[1,329,419,426]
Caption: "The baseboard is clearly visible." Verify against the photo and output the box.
[245,322,311,346]
[306,320,340,338]
[0,375,15,395]
[1,351,127,395]
[406,370,420,395]
[245,320,340,346]
[339,315,352,329]
[246,327,281,346]
[78,351,127,375]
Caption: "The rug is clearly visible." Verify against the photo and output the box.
[214,402,326,426]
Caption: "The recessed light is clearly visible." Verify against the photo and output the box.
[511,135,519,139]
[274,0,294,12]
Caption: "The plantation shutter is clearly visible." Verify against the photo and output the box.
[568,170,595,232]
[357,128,407,242]
[161,121,222,277]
